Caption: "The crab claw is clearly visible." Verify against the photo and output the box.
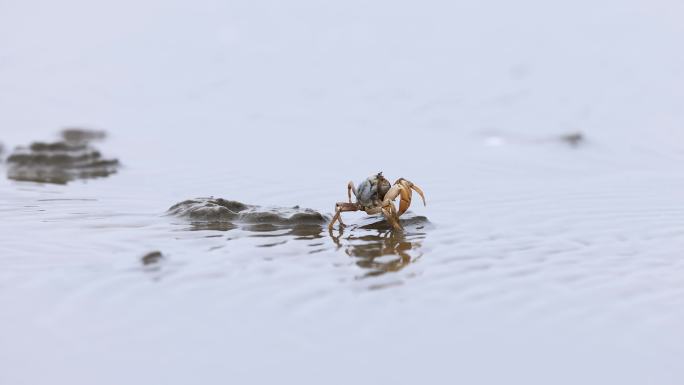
[393,178,427,216]
[411,184,427,206]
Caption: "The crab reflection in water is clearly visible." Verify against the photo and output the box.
[329,215,428,277]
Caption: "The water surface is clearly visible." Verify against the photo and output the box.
[2,1,684,384]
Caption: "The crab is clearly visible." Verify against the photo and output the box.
[329,172,426,231]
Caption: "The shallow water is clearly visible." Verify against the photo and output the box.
[2,1,684,384]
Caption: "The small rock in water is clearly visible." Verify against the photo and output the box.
[6,130,119,184]
[141,251,164,265]
[560,132,584,147]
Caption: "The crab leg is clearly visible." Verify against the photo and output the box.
[347,181,357,203]
[409,183,426,206]
[381,201,403,231]
[375,183,402,230]
[380,183,409,217]
[329,202,359,230]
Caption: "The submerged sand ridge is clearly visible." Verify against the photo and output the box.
[168,197,429,276]
[167,197,430,230]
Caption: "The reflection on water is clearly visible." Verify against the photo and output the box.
[288,224,326,239]
[186,221,239,232]
[6,129,119,184]
[330,218,427,277]
[332,215,428,277]
[243,223,325,240]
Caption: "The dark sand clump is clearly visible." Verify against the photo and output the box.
[560,132,584,147]
[141,251,164,266]
[6,129,119,184]
[61,128,107,144]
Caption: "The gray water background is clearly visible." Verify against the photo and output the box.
[1,1,684,384]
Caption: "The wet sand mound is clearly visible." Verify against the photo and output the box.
[6,129,119,184]
[168,197,329,226]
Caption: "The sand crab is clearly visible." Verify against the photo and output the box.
[329,172,426,231]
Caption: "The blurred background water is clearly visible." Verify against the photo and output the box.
[1,1,684,384]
